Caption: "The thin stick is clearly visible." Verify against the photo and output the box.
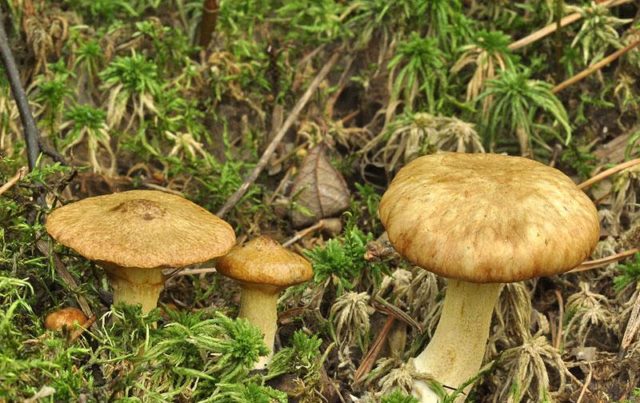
[216,51,341,217]
[575,364,593,403]
[578,158,640,190]
[198,0,219,48]
[553,289,564,349]
[171,267,218,277]
[36,240,96,329]
[621,290,640,350]
[569,248,639,273]
[508,0,632,51]
[553,39,640,94]
[0,166,27,196]
[0,8,40,170]
[353,315,396,384]
[282,219,326,247]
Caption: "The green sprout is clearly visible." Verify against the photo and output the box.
[569,1,631,66]
[100,52,163,129]
[305,219,384,293]
[381,390,420,403]
[478,68,571,155]
[451,29,516,110]
[31,65,74,137]
[72,37,103,90]
[615,253,640,292]
[210,382,287,403]
[60,105,116,175]
[388,33,447,113]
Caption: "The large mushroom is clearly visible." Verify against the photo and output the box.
[216,236,313,368]
[46,190,236,313]
[378,153,600,402]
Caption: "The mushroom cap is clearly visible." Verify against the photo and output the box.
[45,307,88,331]
[379,153,600,283]
[46,190,236,269]
[216,236,313,288]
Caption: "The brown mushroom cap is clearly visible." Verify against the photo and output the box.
[379,153,600,283]
[46,190,236,269]
[45,307,88,331]
[216,236,313,288]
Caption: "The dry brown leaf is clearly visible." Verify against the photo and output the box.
[290,144,350,227]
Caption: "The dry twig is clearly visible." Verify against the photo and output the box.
[0,166,27,196]
[508,0,633,51]
[579,158,640,190]
[36,240,96,327]
[216,51,341,217]
[570,248,639,273]
[0,8,40,170]
[552,39,640,94]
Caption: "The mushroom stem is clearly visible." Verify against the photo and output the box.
[412,280,503,403]
[238,285,280,369]
[103,266,165,313]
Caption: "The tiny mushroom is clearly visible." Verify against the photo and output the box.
[46,190,236,313]
[216,236,313,369]
[379,153,600,402]
[45,307,88,331]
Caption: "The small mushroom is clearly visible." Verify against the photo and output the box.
[45,307,88,331]
[46,190,236,313]
[379,153,600,402]
[216,236,313,369]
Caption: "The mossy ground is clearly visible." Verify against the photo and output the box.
[1,1,640,402]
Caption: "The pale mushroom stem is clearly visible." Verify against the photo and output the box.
[412,280,503,403]
[238,285,280,369]
[103,266,165,313]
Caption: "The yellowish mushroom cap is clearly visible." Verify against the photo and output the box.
[216,236,313,288]
[379,153,600,283]
[44,307,88,331]
[46,190,236,269]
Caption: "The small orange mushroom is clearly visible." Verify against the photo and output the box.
[44,307,88,331]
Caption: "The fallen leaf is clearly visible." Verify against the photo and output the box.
[290,144,350,227]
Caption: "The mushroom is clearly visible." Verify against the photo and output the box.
[378,153,600,402]
[46,190,236,313]
[216,236,313,368]
[44,307,88,331]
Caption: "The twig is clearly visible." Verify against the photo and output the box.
[0,166,27,195]
[170,267,218,277]
[142,182,185,197]
[282,219,327,247]
[68,315,97,344]
[569,248,639,273]
[216,51,341,217]
[508,0,632,51]
[621,290,640,350]
[198,0,218,48]
[552,39,640,94]
[353,315,396,384]
[36,240,96,330]
[578,158,640,190]
[553,289,564,349]
[575,364,593,403]
[0,8,40,170]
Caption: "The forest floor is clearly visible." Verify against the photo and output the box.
[1,1,640,402]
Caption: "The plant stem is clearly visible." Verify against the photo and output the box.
[198,0,218,48]
[508,0,633,51]
[216,50,341,218]
[578,158,640,189]
[0,8,40,171]
[552,39,640,94]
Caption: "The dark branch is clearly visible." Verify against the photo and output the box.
[0,8,41,171]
